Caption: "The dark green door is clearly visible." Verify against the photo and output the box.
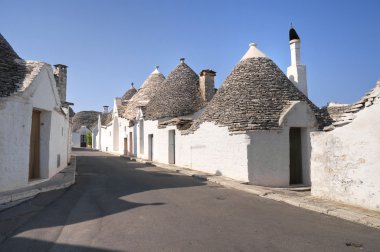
[289,128,303,184]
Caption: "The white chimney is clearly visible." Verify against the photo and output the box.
[103,106,109,113]
[115,98,121,106]
[286,25,308,96]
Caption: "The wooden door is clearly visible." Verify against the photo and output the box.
[168,130,175,164]
[148,134,153,161]
[124,137,128,156]
[289,128,302,184]
[29,110,41,180]
[129,132,133,157]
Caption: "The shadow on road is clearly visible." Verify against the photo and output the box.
[0,149,206,251]
[2,237,119,252]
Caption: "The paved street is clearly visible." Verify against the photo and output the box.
[0,149,379,252]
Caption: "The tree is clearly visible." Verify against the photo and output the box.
[87,131,92,148]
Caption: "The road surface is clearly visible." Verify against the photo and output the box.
[0,149,379,251]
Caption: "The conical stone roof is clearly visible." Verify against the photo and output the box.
[0,33,46,98]
[122,66,165,120]
[121,83,137,101]
[144,59,203,120]
[72,111,101,132]
[187,44,330,133]
[0,33,28,97]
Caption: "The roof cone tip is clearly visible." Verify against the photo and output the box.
[240,42,268,61]
[152,65,161,74]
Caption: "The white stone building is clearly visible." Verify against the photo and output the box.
[133,42,325,187]
[0,34,72,192]
[92,26,379,211]
[71,110,103,148]
[95,27,324,187]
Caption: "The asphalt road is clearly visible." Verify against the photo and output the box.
[0,149,379,252]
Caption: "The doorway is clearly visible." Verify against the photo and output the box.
[29,110,41,180]
[289,127,303,184]
[80,134,87,147]
[129,132,133,157]
[168,130,175,164]
[148,134,153,161]
[139,120,144,154]
[124,137,128,156]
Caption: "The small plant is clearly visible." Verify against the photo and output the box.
[87,131,92,147]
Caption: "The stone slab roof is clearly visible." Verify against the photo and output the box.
[122,68,165,120]
[72,111,101,132]
[122,84,137,101]
[100,112,113,126]
[158,118,194,130]
[0,34,44,97]
[322,79,380,131]
[144,61,203,120]
[186,57,329,134]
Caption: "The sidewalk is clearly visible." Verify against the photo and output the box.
[0,157,76,210]
[134,159,380,230]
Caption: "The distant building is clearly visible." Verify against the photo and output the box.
[71,110,101,148]
[0,33,72,192]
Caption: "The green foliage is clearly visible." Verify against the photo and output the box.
[87,131,92,147]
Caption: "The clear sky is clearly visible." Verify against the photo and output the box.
[1,0,379,112]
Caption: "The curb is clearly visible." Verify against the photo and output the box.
[140,160,380,230]
[0,156,76,206]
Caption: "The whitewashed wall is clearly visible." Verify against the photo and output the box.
[0,98,33,191]
[118,117,129,155]
[92,126,98,149]
[72,126,90,148]
[141,120,171,163]
[311,100,380,211]
[135,103,316,186]
[100,124,114,152]
[248,102,317,187]
[138,120,249,181]
[0,66,70,192]
[179,122,250,182]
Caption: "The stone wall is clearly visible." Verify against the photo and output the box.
[311,97,380,211]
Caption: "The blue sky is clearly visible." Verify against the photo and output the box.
[1,0,379,112]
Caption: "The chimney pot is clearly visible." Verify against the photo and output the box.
[199,69,216,102]
[103,106,109,113]
[54,64,68,104]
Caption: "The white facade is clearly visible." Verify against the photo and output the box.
[124,101,316,187]
[72,126,91,148]
[248,102,317,186]
[0,64,71,192]
[311,96,380,211]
